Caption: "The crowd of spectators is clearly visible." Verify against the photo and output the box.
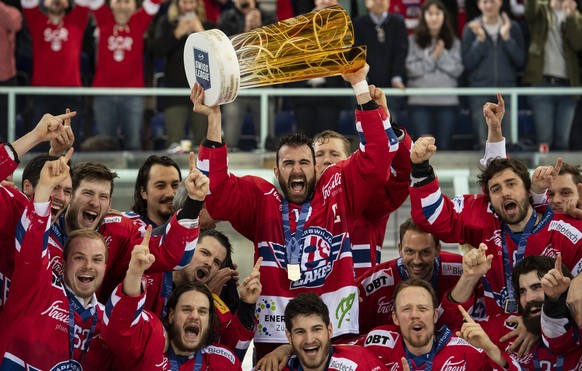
[1,0,582,151]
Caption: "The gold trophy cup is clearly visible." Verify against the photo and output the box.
[183,5,366,106]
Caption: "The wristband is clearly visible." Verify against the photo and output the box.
[351,80,369,96]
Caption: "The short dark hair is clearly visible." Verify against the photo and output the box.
[478,158,531,198]
[63,229,107,261]
[399,218,439,247]
[21,154,59,189]
[131,155,182,216]
[200,229,233,264]
[393,278,438,311]
[511,255,573,309]
[559,162,582,185]
[165,281,219,345]
[72,162,118,196]
[276,133,315,165]
[312,130,351,158]
[284,292,329,331]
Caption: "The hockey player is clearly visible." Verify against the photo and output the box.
[357,218,463,333]
[283,292,388,371]
[101,231,244,370]
[194,64,399,357]
[0,110,76,313]
[62,152,203,303]
[539,254,582,366]
[0,151,114,369]
[128,155,182,227]
[359,279,519,370]
[409,134,582,319]
[312,85,412,277]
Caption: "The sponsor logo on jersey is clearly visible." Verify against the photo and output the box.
[361,268,395,295]
[364,329,399,348]
[377,296,394,314]
[540,244,557,258]
[51,360,82,371]
[485,229,502,249]
[103,216,122,224]
[441,356,467,371]
[441,262,463,276]
[212,294,230,315]
[204,345,236,364]
[321,173,342,205]
[548,220,582,243]
[50,255,64,277]
[329,356,357,371]
[41,300,69,324]
[256,298,280,337]
[335,293,355,328]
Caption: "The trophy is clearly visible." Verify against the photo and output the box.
[183,5,367,106]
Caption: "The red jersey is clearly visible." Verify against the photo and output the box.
[0,145,66,314]
[358,324,520,370]
[285,345,388,371]
[0,200,113,370]
[410,177,582,318]
[21,0,89,87]
[87,211,199,303]
[357,251,463,334]
[197,107,399,351]
[351,130,412,277]
[91,0,159,87]
[540,308,582,369]
[101,283,242,370]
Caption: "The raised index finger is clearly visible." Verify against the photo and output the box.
[252,257,263,273]
[553,157,563,176]
[189,151,196,172]
[555,253,563,275]
[496,92,505,111]
[142,225,152,246]
[63,147,74,163]
[458,305,475,323]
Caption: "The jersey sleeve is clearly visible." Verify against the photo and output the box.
[8,200,52,313]
[197,145,269,239]
[338,107,397,218]
[212,294,255,361]
[409,178,490,246]
[0,144,19,181]
[365,129,412,222]
[102,282,166,370]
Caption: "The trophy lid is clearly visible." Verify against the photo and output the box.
[183,29,241,106]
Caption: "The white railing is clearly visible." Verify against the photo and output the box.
[1,86,581,149]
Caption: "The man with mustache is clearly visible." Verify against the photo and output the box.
[539,254,582,367]
[128,155,182,227]
[101,231,243,370]
[358,279,519,370]
[445,255,581,369]
[409,137,582,320]
[194,64,399,358]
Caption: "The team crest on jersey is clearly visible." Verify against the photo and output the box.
[51,360,82,371]
[291,228,344,288]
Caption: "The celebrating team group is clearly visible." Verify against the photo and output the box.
[1,64,582,370]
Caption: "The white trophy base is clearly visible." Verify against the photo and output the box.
[183,29,241,106]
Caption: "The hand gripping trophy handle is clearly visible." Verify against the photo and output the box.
[183,5,367,106]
